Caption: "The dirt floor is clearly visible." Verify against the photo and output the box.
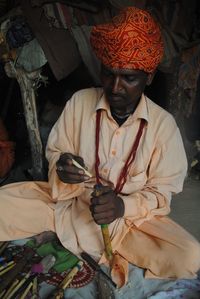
[170,177,200,241]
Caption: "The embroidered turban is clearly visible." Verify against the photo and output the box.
[90,7,164,73]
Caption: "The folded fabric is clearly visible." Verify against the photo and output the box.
[27,240,79,272]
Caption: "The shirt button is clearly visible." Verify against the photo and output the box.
[111,150,116,156]
[116,130,120,136]
[103,168,108,174]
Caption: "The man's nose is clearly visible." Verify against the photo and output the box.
[111,76,122,93]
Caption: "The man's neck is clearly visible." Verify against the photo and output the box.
[111,110,131,126]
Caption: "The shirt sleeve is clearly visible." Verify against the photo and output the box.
[45,94,84,202]
[121,126,188,227]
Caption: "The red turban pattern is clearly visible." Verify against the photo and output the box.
[90,7,164,73]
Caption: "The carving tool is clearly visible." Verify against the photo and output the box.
[0,250,34,293]
[1,279,19,299]
[47,260,84,299]
[19,281,33,299]
[71,158,92,177]
[93,184,113,262]
[81,252,116,288]
[0,261,14,272]
[15,255,56,298]
[30,276,38,299]
[0,242,9,255]
[5,271,31,299]
[0,262,15,276]
[0,290,6,298]
[60,260,84,289]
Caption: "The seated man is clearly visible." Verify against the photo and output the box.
[0,6,199,289]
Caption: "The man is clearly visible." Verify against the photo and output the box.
[0,6,199,288]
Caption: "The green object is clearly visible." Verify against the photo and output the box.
[26,240,79,272]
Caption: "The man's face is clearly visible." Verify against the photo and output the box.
[101,64,152,116]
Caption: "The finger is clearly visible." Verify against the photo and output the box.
[93,185,112,196]
[90,203,114,214]
[90,193,112,205]
[92,210,115,225]
[56,170,89,183]
[59,153,73,162]
[56,159,72,171]
[90,196,106,206]
[57,163,85,175]
[95,217,114,225]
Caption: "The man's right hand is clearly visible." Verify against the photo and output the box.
[56,153,90,184]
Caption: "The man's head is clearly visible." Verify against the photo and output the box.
[90,7,164,116]
[100,65,153,116]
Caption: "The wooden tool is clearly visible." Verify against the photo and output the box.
[0,242,9,255]
[47,260,84,299]
[5,272,31,299]
[0,262,16,276]
[71,159,92,177]
[93,184,113,262]
[19,281,33,299]
[0,250,35,293]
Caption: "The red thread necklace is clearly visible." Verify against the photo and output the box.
[95,110,145,194]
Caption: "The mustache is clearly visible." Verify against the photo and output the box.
[108,92,126,99]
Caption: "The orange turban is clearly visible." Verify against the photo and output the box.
[90,7,164,73]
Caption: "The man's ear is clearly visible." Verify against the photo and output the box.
[146,71,156,86]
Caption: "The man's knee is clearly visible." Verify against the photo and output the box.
[179,239,200,277]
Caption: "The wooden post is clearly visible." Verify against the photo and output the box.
[4,61,45,180]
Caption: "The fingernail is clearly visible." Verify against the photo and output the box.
[57,166,63,171]
[78,170,84,174]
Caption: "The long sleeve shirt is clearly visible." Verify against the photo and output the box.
[46,87,187,258]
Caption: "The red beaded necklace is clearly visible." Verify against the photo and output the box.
[95,110,145,194]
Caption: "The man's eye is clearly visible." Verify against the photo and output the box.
[124,75,136,82]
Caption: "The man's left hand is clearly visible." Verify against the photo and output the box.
[90,186,125,224]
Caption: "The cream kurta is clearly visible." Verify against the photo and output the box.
[0,88,200,285]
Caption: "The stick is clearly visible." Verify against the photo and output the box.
[2,279,19,299]
[0,250,34,293]
[0,260,14,271]
[71,159,92,177]
[19,281,33,299]
[61,260,83,289]
[93,185,113,262]
[0,263,15,276]
[0,242,9,255]
[101,224,113,262]
[47,261,84,299]
[5,271,31,299]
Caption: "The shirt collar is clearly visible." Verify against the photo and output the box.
[94,91,149,123]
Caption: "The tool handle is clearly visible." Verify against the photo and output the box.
[93,184,113,261]
[101,224,113,261]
